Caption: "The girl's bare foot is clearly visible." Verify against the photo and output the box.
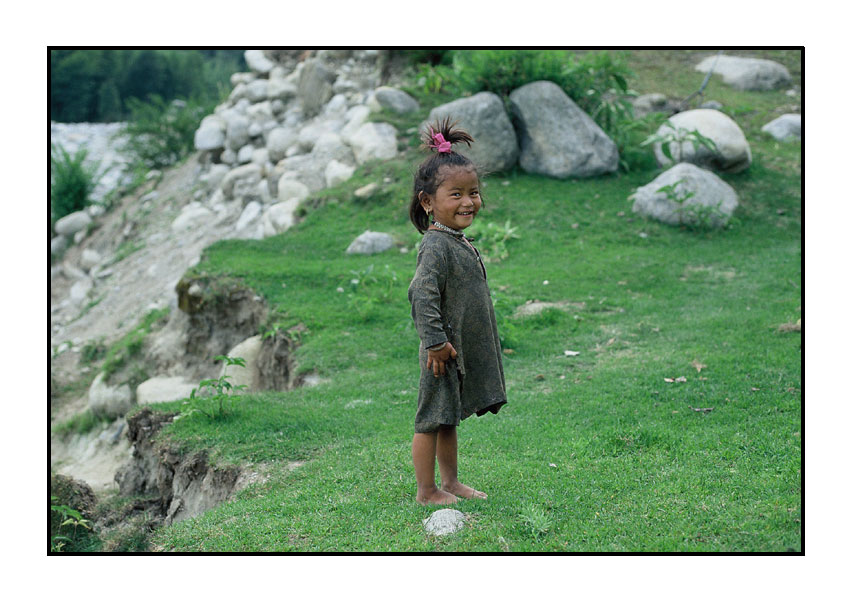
[442,480,488,500]
[417,487,459,506]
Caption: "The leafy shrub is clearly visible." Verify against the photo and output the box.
[466,219,520,263]
[452,50,573,98]
[51,143,101,228]
[120,94,212,169]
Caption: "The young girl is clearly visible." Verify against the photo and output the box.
[407,117,507,505]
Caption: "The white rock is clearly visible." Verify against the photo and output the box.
[172,203,214,231]
[51,235,69,255]
[374,86,420,114]
[54,211,92,236]
[221,335,264,391]
[136,376,198,405]
[696,55,792,91]
[237,144,255,164]
[244,50,276,74]
[70,278,93,302]
[347,122,398,164]
[194,115,227,150]
[263,200,300,236]
[200,164,230,192]
[346,230,394,255]
[221,164,262,199]
[267,78,297,101]
[80,249,102,271]
[277,178,310,203]
[236,201,263,230]
[652,109,751,173]
[267,127,298,163]
[630,162,739,228]
[244,79,269,103]
[325,160,355,187]
[354,182,379,199]
[761,114,801,141]
[423,509,466,536]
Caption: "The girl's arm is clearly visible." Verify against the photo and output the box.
[408,243,449,349]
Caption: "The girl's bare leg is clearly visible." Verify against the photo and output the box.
[412,431,458,505]
[436,425,487,499]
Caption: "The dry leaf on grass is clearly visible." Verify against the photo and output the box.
[664,376,687,383]
[777,319,801,333]
[690,360,707,373]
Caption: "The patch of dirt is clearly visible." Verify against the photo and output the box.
[513,300,587,318]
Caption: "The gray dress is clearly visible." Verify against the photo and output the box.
[408,229,507,432]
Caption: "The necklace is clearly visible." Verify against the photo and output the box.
[432,219,472,240]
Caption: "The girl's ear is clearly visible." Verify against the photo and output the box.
[418,190,431,213]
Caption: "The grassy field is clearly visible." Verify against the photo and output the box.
[134,49,801,552]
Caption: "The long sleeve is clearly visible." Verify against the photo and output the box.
[408,240,448,349]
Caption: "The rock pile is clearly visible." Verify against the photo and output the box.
[189,49,404,240]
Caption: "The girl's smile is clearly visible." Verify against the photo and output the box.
[420,167,481,232]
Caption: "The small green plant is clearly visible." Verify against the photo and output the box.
[641,120,719,164]
[342,264,400,321]
[414,63,456,95]
[51,143,102,228]
[518,503,553,541]
[50,496,92,552]
[189,355,247,419]
[466,219,520,263]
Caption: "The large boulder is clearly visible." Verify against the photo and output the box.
[220,332,299,392]
[761,114,801,141]
[651,109,751,173]
[630,162,738,229]
[347,122,398,164]
[424,92,518,173]
[372,86,420,114]
[298,59,336,117]
[346,230,394,255]
[508,81,618,179]
[136,376,197,405]
[696,55,792,91]
[220,335,264,391]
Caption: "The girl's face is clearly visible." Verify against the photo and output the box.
[420,167,481,232]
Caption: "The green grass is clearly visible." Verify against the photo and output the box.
[139,50,800,552]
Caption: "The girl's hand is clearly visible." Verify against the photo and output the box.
[426,342,458,378]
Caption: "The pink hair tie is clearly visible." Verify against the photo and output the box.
[428,128,452,153]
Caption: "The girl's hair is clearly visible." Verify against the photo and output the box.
[408,116,481,234]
